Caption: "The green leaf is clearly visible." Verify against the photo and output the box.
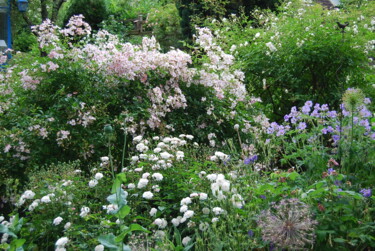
[116,205,131,219]
[333,238,346,243]
[107,188,128,207]
[0,225,17,238]
[287,172,300,181]
[129,223,150,233]
[98,234,119,249]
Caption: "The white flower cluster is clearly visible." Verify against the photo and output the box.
[55,237,69,251]
[16,190,36,207]
[210,151,230,162]
[88,171,104,188]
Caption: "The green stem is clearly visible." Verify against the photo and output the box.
[108,138,114,180]
[121,120,127,170]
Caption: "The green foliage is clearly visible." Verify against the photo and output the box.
[12,29,37,52]
[176,0,280,39]
[63,0,108,29]
[146,3,183,50]
[197,0,375,120]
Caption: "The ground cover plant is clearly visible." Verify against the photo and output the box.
[1,0,374,250]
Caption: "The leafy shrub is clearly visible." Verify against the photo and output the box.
[196,0,375,120]
[146,3,183,50]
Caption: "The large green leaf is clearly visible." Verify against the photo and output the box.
[98,234,119,250]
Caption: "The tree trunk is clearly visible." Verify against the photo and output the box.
[40,0,48,21]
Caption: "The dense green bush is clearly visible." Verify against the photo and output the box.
[62,0,108,29]
[195,0,375,120]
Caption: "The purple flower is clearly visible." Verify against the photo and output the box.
[342,109,350,117]
[321,104,329,111]
[360,120,369,127]
[298,122,307,130]
[305,101,313,107]
[332,135,340,143]
[248,230,254,237]
[290,117,298,124]
[360,189,372,198]
[260,195,266,199]
[359,107,372,118]
[327,168,335,175]
[284,114,290,122]
[244,155,258,165]
[301,105,311,115]
[334,180,341,186]
[314,103,321,110]
[327,111,337,118]
[364,98,371,104]
[326,126,334,133]
[321,128,328,134]
[311,110,320,117]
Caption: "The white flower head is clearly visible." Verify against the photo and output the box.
[183,210,194,219]
[55,237,69,247]
[160,151,172,159]
[79,206,90,217]
[152,173,163,181]
[180,197,192,205]
[133,135,143,142]
[180,205,188,213]
[154,218,168,229]
[199,193,208,200]
[171,217,181,227]
[64,222,71,230]
[89,179,98,188]
[142,191,154,199]
[137,178,149,189]
[94,173,104,180]
[53,216,63,226]
[182,236,192,246]
[94,245,105,251]
[150,208,157,217]
[22,190,35,200]
[41,195,51,203]
[212,207,225,215]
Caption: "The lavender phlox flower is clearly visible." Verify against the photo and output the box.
[276,126,286,136]
[310,109,320,117]
[301,105,311,115]
[342,109,350,117]
[327,110,337,118]
[320,104,329,111]
[332,135,340,144]
[305,101,313,107]
[313,103,321,111]
[359,107,372,118]
[290,106,298,116]
[244,155,258,165]
[327,168,335,175]
[284,114,290,122]
[297,122,307,130]
[260,195,266,199]
[353,117,359,124]
[257,198,317,250]
[321,128,328,134]
[290,116,298,124]
[360,188,372,198]
[364,98,371,104]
